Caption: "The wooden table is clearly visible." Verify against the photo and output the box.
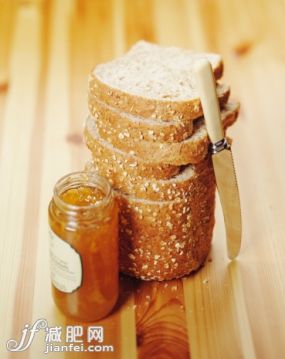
[1,0,285,358]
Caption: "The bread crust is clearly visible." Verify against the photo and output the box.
[84,125,181,180]
[88,97,194,143]
[117,165,216,281]
[90,41,224,121]
[88,77,228,121]
[86,102,239,166]
[86,154,213,201]
[88,83,229,143]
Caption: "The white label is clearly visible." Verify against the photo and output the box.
[49,229,82,293]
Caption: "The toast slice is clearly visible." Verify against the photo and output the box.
[84,121,181,180]
[85,102,239,167]
[89,41,224,121]
[88,97,194,142]
[88,83,229,143]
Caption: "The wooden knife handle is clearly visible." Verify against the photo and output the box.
[194,59,224,144]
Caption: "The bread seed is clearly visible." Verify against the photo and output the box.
[152,184,160,192]
[166,221,173,229]
[129,162,138,167]
[194,103,200,112]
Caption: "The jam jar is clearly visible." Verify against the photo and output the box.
[48,171,119,322]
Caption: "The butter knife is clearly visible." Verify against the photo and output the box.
[195,59,242,259]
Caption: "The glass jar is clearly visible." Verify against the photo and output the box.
[48,171,119,322]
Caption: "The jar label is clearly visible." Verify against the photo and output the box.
[49,229,82,293]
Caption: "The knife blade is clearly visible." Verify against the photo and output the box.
[194,59,242,259]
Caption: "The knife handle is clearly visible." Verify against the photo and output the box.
[194,59,224,144]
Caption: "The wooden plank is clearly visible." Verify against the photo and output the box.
[112,0,126,56]
[135,279,190,359]
[153,0,190,48]
[30,0,74,357]
[124,0,155,48]
[0,0,16,87]
[69,0,91,172]
[119,276,137,359]
[0,3,43,357]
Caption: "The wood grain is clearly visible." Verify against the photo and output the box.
[1,0,285,358]
[135,279,190,359]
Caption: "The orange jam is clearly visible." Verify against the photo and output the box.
[48,172,119,322]
[60,186,105,206]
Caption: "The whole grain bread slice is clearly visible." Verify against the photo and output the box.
[85,102,239,166]
[117,165,216,280]
[85,155,214,201]
[88,97,193,142]
[84,124,181,180]
[88,82,229,143]
[89,40,224,121]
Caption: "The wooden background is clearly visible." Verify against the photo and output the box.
[1,0,285,358]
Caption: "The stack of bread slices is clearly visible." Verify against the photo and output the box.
[84,41,239,281]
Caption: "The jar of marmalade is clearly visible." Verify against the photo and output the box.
[48,171,119,322]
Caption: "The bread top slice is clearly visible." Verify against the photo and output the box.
[89,40,224,121]
[86,102,239,166]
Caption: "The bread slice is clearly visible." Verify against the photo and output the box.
[88,83,229,143]
[117,165,216,281]
[89,40,224,121]
[85,102,239,167]
[88,97,193,143]
[85,155,214,201]
[84,121,181,180]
